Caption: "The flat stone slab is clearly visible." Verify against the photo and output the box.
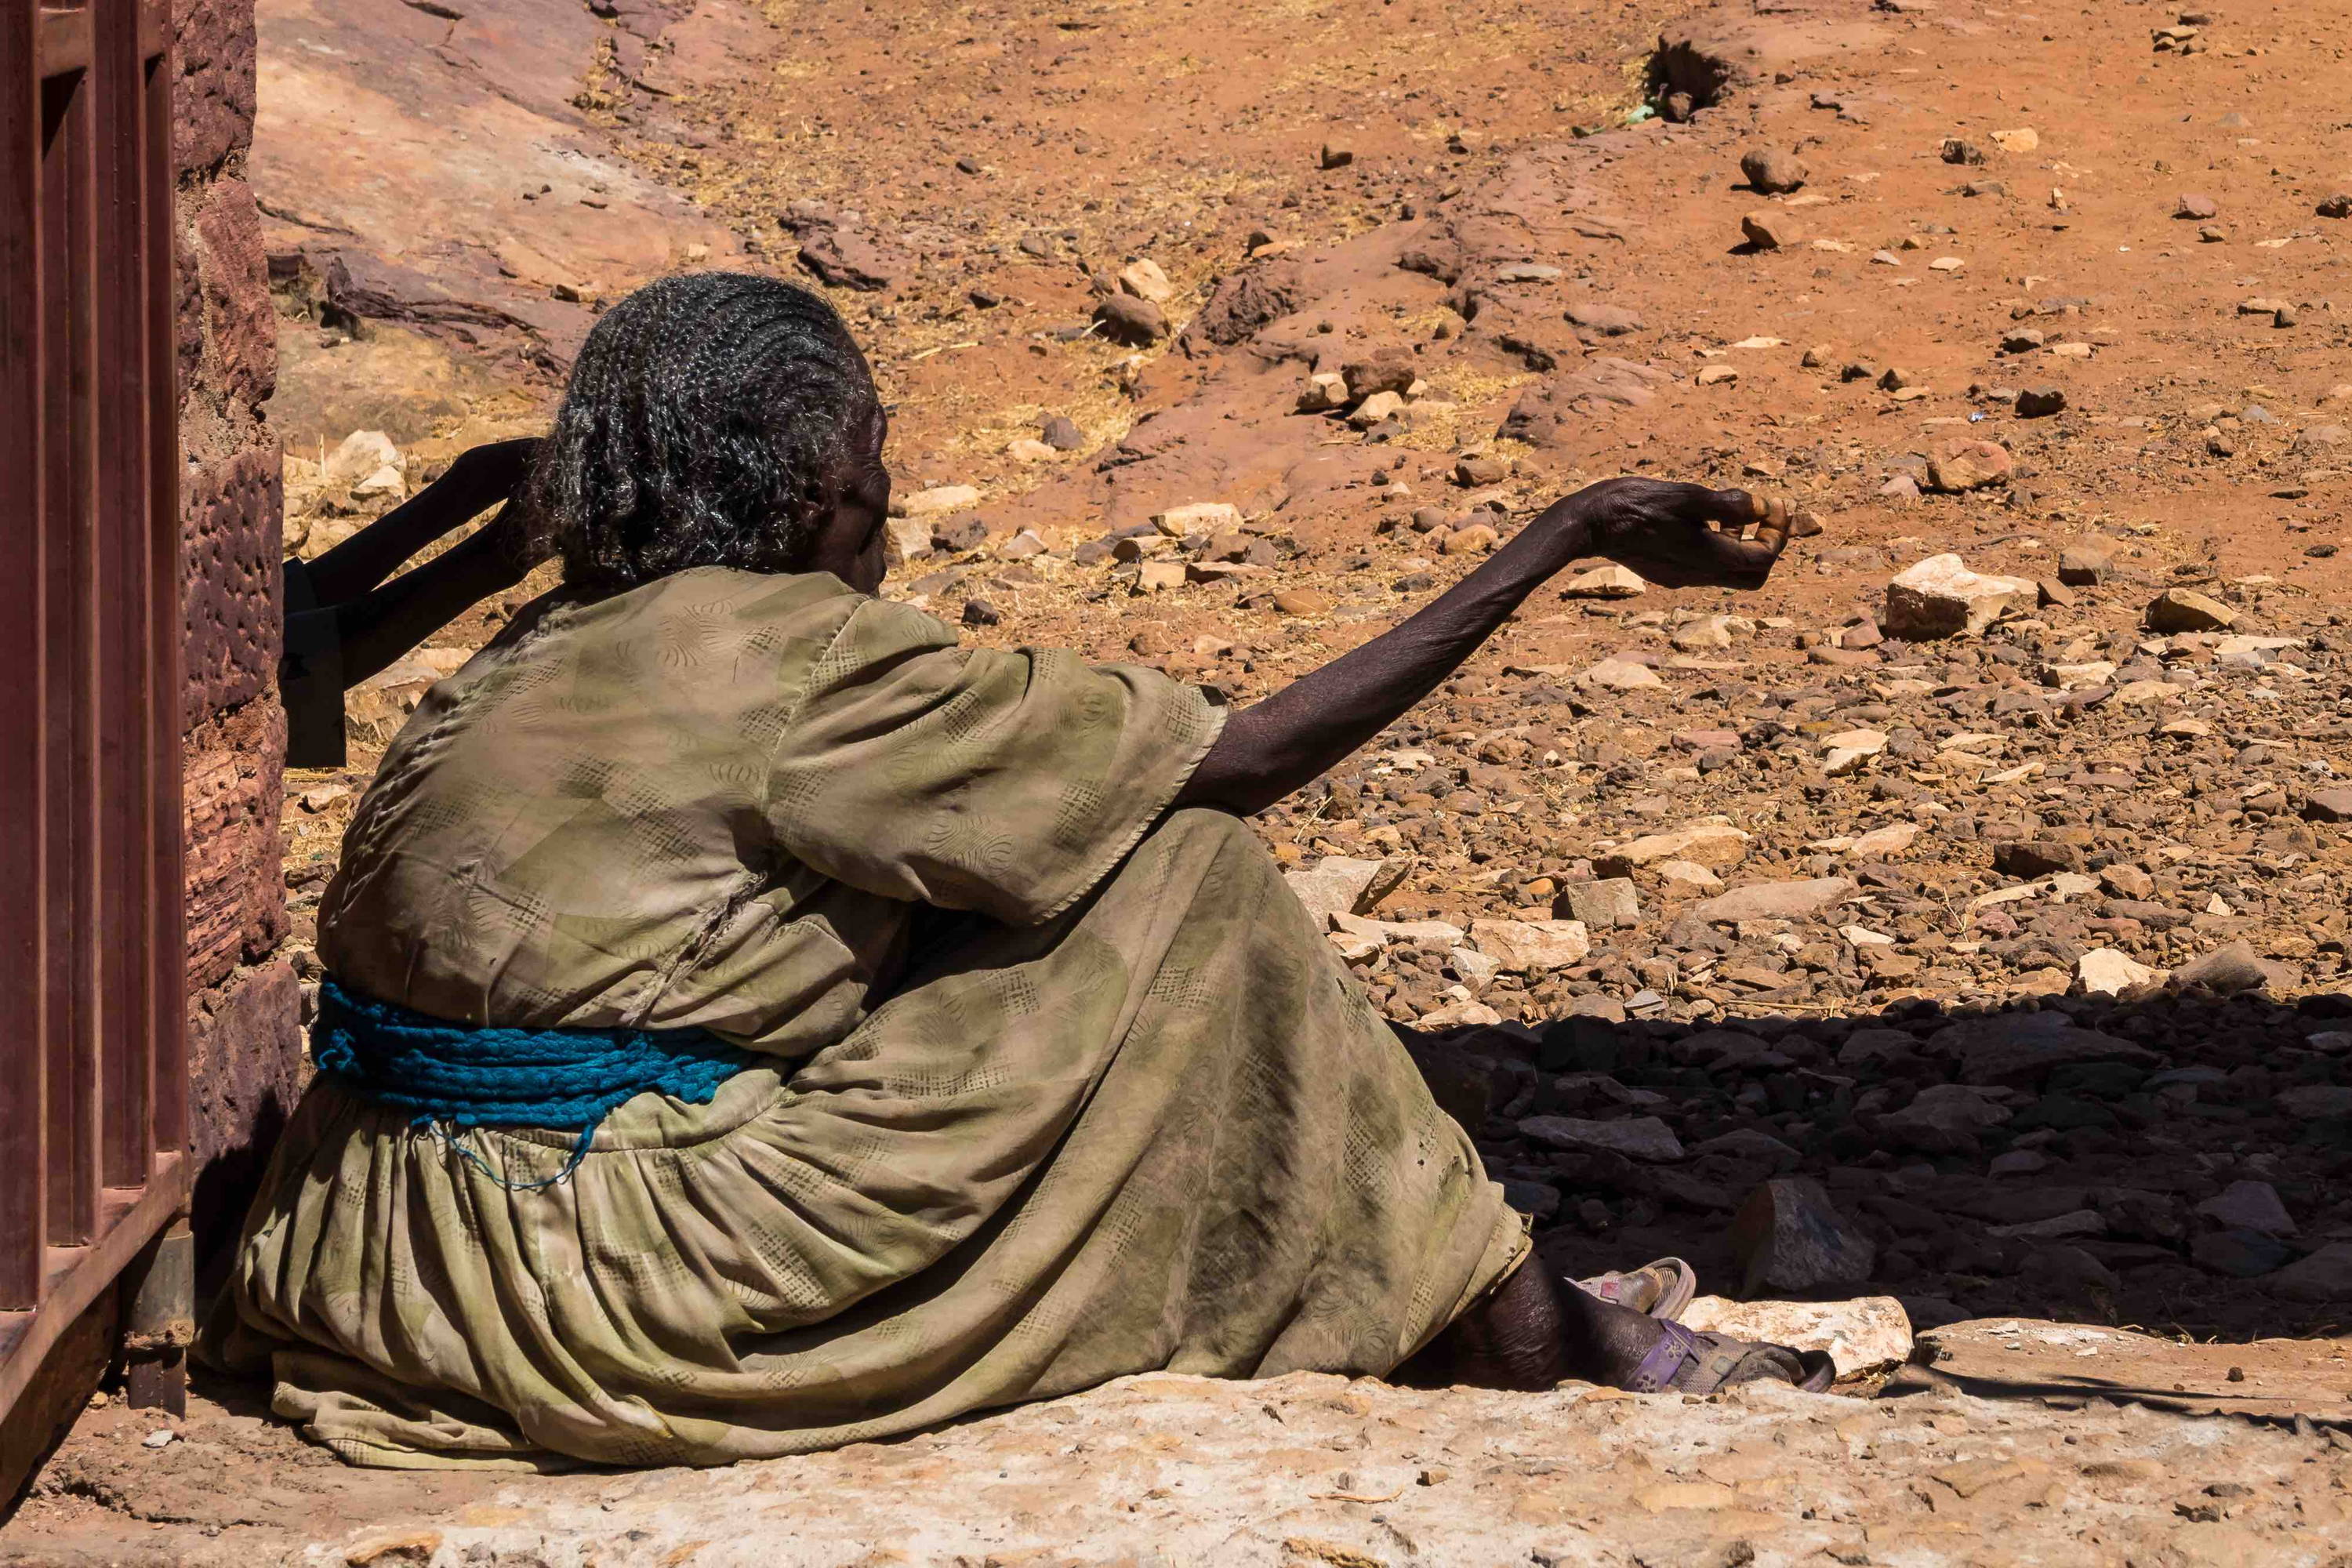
[1890,1316,2352,1425]
[24,1365,2350,1565]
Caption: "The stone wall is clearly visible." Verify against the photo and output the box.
[173,0,298,1251]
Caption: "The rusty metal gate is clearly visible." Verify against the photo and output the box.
[1,0,191,1450]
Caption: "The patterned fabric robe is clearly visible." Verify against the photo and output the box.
[203,566,1526,1469]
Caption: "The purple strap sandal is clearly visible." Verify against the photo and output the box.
[1621,1319,1838,1395]
[1573,1256,1697,1321]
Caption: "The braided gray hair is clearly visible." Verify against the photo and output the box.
[528,273,880,590]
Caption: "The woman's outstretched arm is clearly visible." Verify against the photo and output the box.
[1171,478,1798,818]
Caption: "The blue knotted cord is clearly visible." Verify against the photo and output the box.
[312,977,754,1191]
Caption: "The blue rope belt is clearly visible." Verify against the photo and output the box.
[313,977,756,1190]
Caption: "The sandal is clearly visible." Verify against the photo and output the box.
[1573,1256,1697,1321]
[1621,1319,1837,1395]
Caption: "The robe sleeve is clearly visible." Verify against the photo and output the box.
[280,557,350,769]
[764,596,1226,925]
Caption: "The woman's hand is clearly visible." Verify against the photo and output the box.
[446,437,543,510]
[1537,477,1802,590]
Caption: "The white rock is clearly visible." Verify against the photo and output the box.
[325,429,402,488]
[1821,728,1888,775]
[1330,910,1466,948]
[1558,878,1640,929]
[1839,924,1896,948]
[1117,258,1174,303]
[893,484,982,517]
[1131,559,1187,593]
[1348,390,1407,429]
[1882,554,2038,639]
[2076,947,2162,997]
[1448,946,1502,992]
[1690,877,1857,924]
[1284,855,1408,924]
[1417,998,1503,1030]
[1653,859,1723,894]
[1559,564,1646,600]
[1296,372,1348,412]
[1849,822,1918,858]
[885,517,935,563]
[1669,615,1737,652]
[1600,823,1751,872]
[1682,1296,1914,1377]
[350,463,406,500]
[1577,658,1664,691]
[2041,660,2117,690]
[1468,917,1592,973]
[1152,501,1244,534]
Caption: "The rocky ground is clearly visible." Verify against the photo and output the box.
[13,0,2352,1559]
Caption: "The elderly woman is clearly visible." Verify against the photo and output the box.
[207,273,1826,1472]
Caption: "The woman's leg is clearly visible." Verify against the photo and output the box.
[1396,1254,1661,1390]
[1397,1256,1824,1392]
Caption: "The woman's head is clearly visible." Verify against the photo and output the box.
[528,273,891,593]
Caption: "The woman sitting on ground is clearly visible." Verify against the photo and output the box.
[207,272,1826,1472]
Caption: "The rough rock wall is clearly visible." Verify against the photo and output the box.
[173,0,298,1250]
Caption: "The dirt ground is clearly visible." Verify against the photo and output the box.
[10,0,2352,1559]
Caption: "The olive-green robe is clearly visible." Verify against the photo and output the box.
[204,567,1526,1469]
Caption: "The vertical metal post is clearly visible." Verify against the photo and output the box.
[143,13,187,1168]
[0,0,50,1322]
[120,1223,191,1416]
[41,5,102,1255]
[94,0,158,1191]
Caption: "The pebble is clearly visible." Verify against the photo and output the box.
[1883,554,2037,638]
[2143,588,2237,633]
[1926,438,2013,492]
[1739,209,1801,251]
[1564,300,1643,336]
[1093,292,1167,345]
[1271,588,1332,617]
[1557,877,1641,931]
[1560,570,1640,609]
[1739,147,1809,194]
[894,484,982,517]
[1689,877,1857,924]
[1596,823,1751,873]
[1116,258,1173,303]
[1468,917,1592,973]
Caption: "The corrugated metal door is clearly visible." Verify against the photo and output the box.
[1,0,191,1439]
